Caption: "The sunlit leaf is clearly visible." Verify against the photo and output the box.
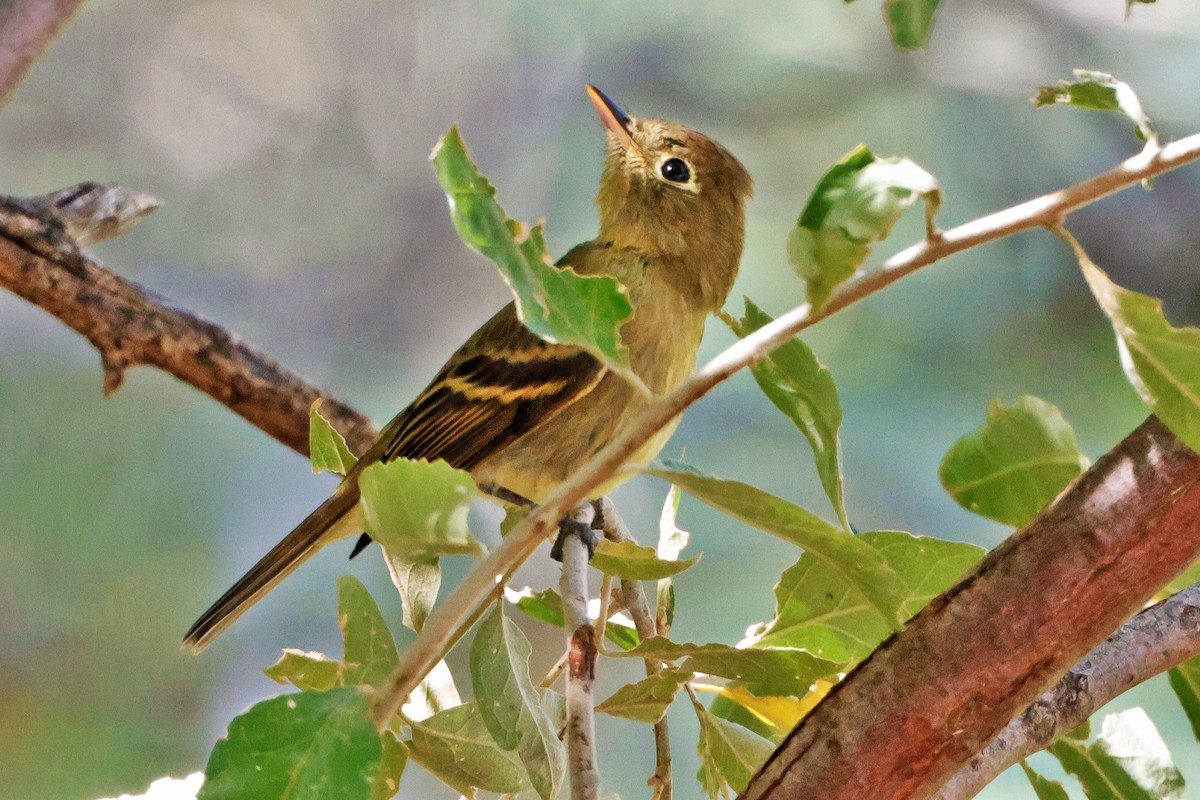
[788,144,940,310]
[884,0,942,50]
[1048,709,1186,800]
[199,689,380,800]
[590,538,701,581]
[358,458,481,559]
[405,703,525,796]
[310,400,358,476]
[400,659,461,724]
[940,395,1088,527]
[596,668,692,724]
[656,485,688,635]
[618,636,840,698]
[1066,231,1200,454]
[1168,657,1200,742]
[647,462,908,629]
[504,586,639,650]
[701,680,835,741]
[337,576,399,690]
[737,298,848,528]
[693,699,774,797]
[431,126,638,385]
[469,605,565,800]
[1035,70,1158,146]
[382,552,440,633]
[264,649,341,693]
[1021,761,1071,800]
[748,531,982,663]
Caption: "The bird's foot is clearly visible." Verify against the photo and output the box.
[552,510,600,561]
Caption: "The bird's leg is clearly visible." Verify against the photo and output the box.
[551,501,599,562]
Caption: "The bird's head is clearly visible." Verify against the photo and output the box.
[588,85,752,307]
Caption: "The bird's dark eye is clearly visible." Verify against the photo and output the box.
[660,158,691,183]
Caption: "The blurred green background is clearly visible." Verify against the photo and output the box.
[2,1,1200,798]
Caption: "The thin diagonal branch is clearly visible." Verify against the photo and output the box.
[0,0,87,108]
[937,581,1200,800]
[0,184,376,455]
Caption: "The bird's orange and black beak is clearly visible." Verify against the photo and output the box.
[587,85,635,151]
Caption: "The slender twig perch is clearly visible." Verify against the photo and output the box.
[560,504,600,800]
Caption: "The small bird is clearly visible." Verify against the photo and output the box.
[183,86,752,651]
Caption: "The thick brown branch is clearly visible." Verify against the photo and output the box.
[938,581,1200,800]
[0,184,376,456]
[0,0,86,108]
[741,416,1200,800]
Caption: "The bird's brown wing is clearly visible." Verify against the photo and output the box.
[370,301,606,475]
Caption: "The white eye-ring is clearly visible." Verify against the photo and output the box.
[657,156,699,192]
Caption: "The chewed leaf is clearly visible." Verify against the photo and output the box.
[940,395,1088,527]
[790,144,941,309]
[264,649,340,692]
[1034,70,1158,147]
[431,126,639,387]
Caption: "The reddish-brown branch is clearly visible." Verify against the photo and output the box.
[742,415,1200,800]
[0,0,87,108]
[0,185,376,456]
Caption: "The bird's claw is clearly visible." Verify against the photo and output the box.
[551,516,599,562]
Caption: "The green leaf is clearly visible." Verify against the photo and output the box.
[647,462,909,629]
[505,586,639,650]
[693,699,774,797]
[358,458,482,559]
[199,689,381,800]
[405,703,526,796]
[883,0,942,49]
[382,552,440,633]
[738,298,848,528]
[370,732,406,800]
[337,576,399,690]
[1068,233,1200,454]
[618,637,841,698]
[1035,70,1158,146]
[788,144,941,310]
[708,692,784,744]
[431,126,638,384]
[748,530,983,663]
[596,668,692,723]
[590,539,701,581]
[469,605,565,800]
[940,396,1089,527]
[310,400,358,476]
[264,649,341,692]
[1168,656,1200,742]
[1048,709,1186,800]
[1021,761,1071,800]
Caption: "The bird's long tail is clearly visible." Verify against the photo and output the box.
[183,481,364,652]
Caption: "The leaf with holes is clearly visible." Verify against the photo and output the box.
[199,688,380,800]
[432,126,638,385]
[1035,70,1157,146]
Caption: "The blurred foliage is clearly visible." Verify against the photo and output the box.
[3,1,1200,799]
